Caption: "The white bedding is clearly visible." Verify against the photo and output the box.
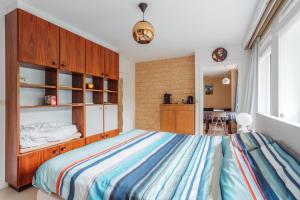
[20,122,78,149]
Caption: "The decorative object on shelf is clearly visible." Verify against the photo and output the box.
[19,76,27,83]
[86,83,94,89]
[187,96,193,104]
[212,47,227,62]
[163,93,172,104]
[133,2,155,44]
[205,84,214,95]
[45,95,56,106]
[236,113,252,133]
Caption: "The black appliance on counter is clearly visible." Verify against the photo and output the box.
[164,93,172,104]
[187,96,193,104]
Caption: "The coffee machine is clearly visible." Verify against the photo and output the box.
[187,96,193,104]
[164,93,172,104]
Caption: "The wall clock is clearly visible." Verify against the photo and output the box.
[212,47,227,62]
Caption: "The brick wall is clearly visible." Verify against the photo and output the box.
[135,55,195,130]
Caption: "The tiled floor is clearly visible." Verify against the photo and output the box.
[0,186,37,200]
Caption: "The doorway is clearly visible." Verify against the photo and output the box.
[203,65,238,135]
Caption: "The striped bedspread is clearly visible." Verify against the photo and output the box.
[34,129,223,200]
[229,134,300,200]
[34,129,300,200]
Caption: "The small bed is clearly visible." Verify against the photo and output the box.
[34,129,300,200]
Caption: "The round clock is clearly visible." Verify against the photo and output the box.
[212,47,227,62]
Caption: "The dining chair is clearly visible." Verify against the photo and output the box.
[211,111,227,134]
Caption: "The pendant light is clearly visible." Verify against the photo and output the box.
[133,3,155,44]
[222,67,230,85]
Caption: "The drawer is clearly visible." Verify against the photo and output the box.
[85,134,103,145]
[104,129,119,138]
[18,146,59,187]
[59,139,85,154]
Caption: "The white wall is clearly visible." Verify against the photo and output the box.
[0,4,7,190]
[195,45,250,134]
[119,56,135,133]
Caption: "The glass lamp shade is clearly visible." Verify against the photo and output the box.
[133,20,154,44]
[222,77,230,85]
[236,113,252,133]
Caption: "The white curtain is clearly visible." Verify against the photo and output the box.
[242,40,259,128]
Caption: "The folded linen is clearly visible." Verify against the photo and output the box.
[20,122,78,149]
[20,132,81,153]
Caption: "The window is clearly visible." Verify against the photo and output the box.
[279,16,300,124]
[258,48,271,115]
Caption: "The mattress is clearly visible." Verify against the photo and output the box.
[33,130,300,200]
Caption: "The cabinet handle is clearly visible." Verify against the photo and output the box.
[52,61,57,65]
[61,64,66,68]
[52,149,59,154]
[60,147,67,151]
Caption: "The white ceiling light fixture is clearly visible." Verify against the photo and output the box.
[222,66,231,85]
[222,76,230,85]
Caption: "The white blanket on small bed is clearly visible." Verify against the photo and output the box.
[20,122,78,149]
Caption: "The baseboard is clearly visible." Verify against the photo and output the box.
[0,181,8,190]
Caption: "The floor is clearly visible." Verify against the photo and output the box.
[0,186,37,200]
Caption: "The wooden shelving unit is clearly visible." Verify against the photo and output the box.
[5,8,119,190]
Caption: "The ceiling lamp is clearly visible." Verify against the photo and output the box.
[222,66,230,85]
[222,77,230,85]
[133,3,155,44]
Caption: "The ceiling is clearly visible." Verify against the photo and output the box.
[203,64,237,77]
[19,0,259,62]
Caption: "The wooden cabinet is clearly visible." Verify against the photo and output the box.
[59,139,85,154]
[6,9,120,190]
[104,105,118,132]
[18,146,59,187]
[160,104,195,134]
[160,110,176,132]
[18,10,59,68]
[18,139,85,187]
[104,48,119,80]
[86,40,105,76]
[60,28,86,73]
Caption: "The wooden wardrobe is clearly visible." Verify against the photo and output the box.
[5,9,120,190]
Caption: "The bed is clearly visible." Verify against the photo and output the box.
[34,129,300,200]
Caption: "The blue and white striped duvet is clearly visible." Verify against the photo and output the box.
[34,130,223,200]
[34,129,300,200]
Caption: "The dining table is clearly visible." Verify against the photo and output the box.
[203,111,237,134]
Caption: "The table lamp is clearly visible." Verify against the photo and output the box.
[236,113,252,133]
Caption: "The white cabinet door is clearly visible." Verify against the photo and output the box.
[104,105,118,132]
[86,105,103,136]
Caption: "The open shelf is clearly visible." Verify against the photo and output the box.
[59,86,83,91]
[57,103,84,107]
[104,89,117,93]
[85,103,103,106]
[20,105,57,109]
[86,88,102,92]
[85,76,103,105]
[20,83,56,89]
[20,103,84,109]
